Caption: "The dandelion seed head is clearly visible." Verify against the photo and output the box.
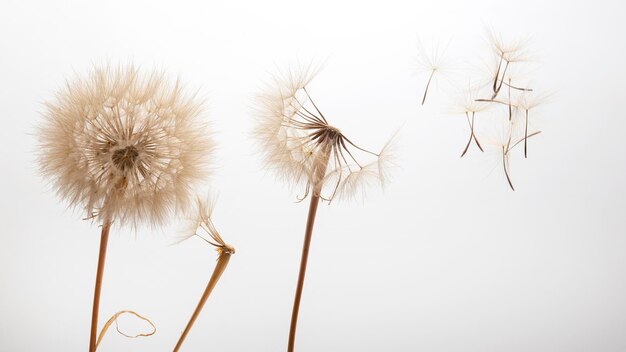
[516,90,552,111]
[488,30,531,63]
[177,195,234,257]
[255,66,393,202]
[451,87,491,114]
[414,36,453,74]
[38,64,213,228]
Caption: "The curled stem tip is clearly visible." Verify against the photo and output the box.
[96,310,156,349]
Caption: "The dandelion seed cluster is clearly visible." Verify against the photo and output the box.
[255,67,394,202]
[38,65,213,227]
[184,195,235,259]
[418,30,550,190]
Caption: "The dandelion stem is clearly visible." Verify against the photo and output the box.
[475,98,519,109]
[492,60,510,99]
[509,131,540,151]
[508,78,512,121]
[502,146,515,191]
[492,55,504,93]
[461,112,482,157]
[524,109,529,158]
[503,81,532,91]
[421,69,436,105]
[173,252,232,352]
[472,112,484,152]
[461,112,473,158]
[288,150,330,352]
[89,219,111,352]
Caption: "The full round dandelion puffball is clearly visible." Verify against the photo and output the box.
[38,65,213,227]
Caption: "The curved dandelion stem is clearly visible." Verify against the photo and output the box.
[492,60,510,99]
[461,123,473,158]
[508,78,513,121]
[524,109,529,158]
[288,150,330,352]
[461,112,482,157]
[509,131,541,152]
[475,98,519,109]
[173,252,233,352]
[503,80,532,91]
[502,146,515,191]
[421,69,436,105]
[89,218,112,352]
[492,55,504,93]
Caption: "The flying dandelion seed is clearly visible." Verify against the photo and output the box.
[438,29,550,191]
[516,90,551,158]
[255,64,395,352]
[482,118,541,191]
[486,30,531,100]
[37,64,213,351]
[452,87,490,157]
[415,36,453,105]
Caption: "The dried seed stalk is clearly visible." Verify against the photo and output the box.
[288,148,331,352]
[173,203,234,352]
[173,251,233,352]
[89,219,111,352]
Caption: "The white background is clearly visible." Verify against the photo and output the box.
[1,0,626,351]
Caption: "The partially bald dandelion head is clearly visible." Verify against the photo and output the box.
[255,66,394,202]
[181,195,234,259]
[38,64,213,228]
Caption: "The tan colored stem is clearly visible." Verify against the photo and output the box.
[288,151,330,352]
[524,109,529,158]
[89,219,112,352]
[173,253,232,352]
[502,146,515,191]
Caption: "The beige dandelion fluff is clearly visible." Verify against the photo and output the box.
[451,87,491,157]
[415,36,453,105]
[486,30,531,100]
[37,64,213,351]
[254,65,395,352]
[255,66,393,203]
[39,65,212,228]
[438,29,551,191]
[482,117,541,191]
